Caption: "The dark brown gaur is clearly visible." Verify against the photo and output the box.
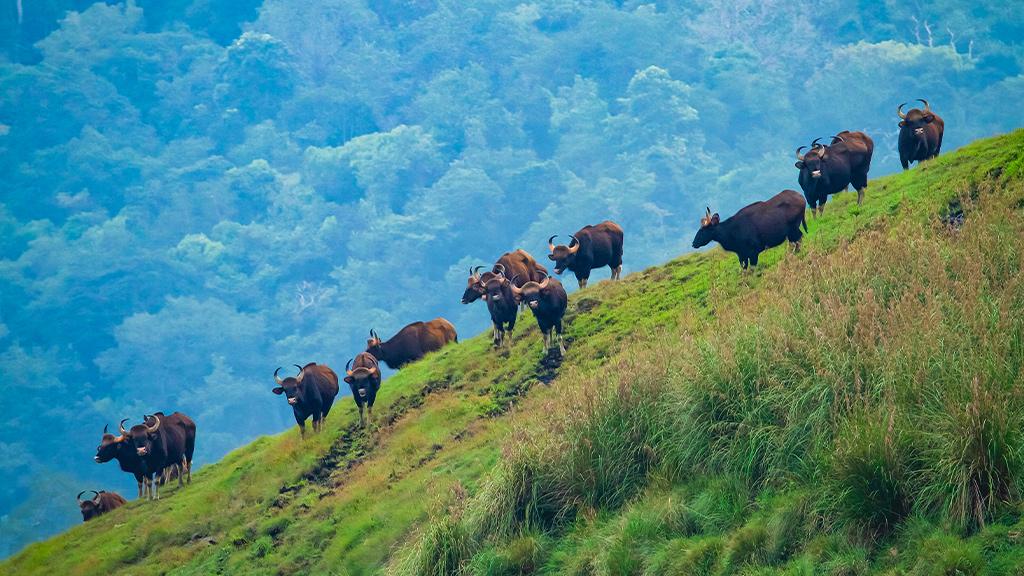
[794,131,874,214]
[897,98,944,170]
[547,221,624,289]
[272,363,340,437]
[78,489,126,521]
[344,353,382,427]
[508,273,569,355]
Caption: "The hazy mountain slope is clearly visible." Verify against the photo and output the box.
[4,130,1023,575]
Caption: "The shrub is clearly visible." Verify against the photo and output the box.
[919,377,1024,533]
[824,407,914,537]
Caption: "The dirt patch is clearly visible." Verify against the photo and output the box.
[941,198,966,230]
[575,297,601,315]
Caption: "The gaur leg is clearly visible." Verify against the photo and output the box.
[358,404,365,427]
[577,273,589,289]
[749,253,759,267]
[739,255,747,269]
[611,265,622,280]
[135,473,145,498]
[367,405,373,428]
[852,171,868,206]
[555,320,565,355]
[788,224,803,253]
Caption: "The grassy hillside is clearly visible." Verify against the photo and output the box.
[5,130,1024,575]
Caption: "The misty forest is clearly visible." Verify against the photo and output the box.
[1,0,1023,557]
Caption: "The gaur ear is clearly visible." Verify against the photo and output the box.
[898,120,906,127]
[343,376,354,384]
[924,113,934,123]
[794,161,804,169]
[711,214,720,225]
[481,293,488,300]
[547,254,556,261]
[272,387,284,395]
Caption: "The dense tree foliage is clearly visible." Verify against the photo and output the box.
[0,0,1021,557]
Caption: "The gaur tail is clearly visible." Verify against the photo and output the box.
[801,211,808,232]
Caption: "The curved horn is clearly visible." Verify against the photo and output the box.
[830,134,846,143]
[345,358,354,376]
[119,418,130,436]
[537,276,551,290]
[548,235,558,252]
[795,146,807,161]
[493,263,506,277]
[274,367,284,385]
[568,235,580,254]
[897,102,907,119]
[470,265,484,282]
[811,137,824,148]
[293,364,303,374]
[103,424,109,435]
[77,490,97,504]
[508,274,522,296]
[918,98,930,112]
[145,415,160,434]
[350,366,375,378]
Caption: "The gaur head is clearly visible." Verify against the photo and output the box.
[94,422,128,463]
[123,417,160,457]
[344,358,379,401]
[794,137,828,179]
[547,235,580,274]
[508,274,550,310]
[897,99,936,139]
[272,365,307,406]
[483,271,511,303]
[366,330,385,359]
[462,266,500,304]
[692,207,721,249]
[77,490,102,521]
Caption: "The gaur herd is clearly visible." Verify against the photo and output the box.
[78,99,944,521]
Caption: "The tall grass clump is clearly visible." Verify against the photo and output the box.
[823,405,914,536]
[470,352,687,537]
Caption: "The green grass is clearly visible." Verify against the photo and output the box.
[5,130,1024,575]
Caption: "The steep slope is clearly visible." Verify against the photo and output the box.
[4,130,1024,575]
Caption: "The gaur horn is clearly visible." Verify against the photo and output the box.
[119,418,130,436]
[918,98,930,112]
[494,263,506,277]
[537,276,551,290]
[145,415,160,434]
[77,490,97,503]
[548,235,558,252]
[274,367,284,385]
[293,364,303,373]
[508,274,522,295]
[795,145,808,161]
[350,366,376,378]
[345,358,354,376]
[103,424,109,434]
[568,235,580,254]
[470,265,484,282]
[897,102,907,119]
[831,134,846,143]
